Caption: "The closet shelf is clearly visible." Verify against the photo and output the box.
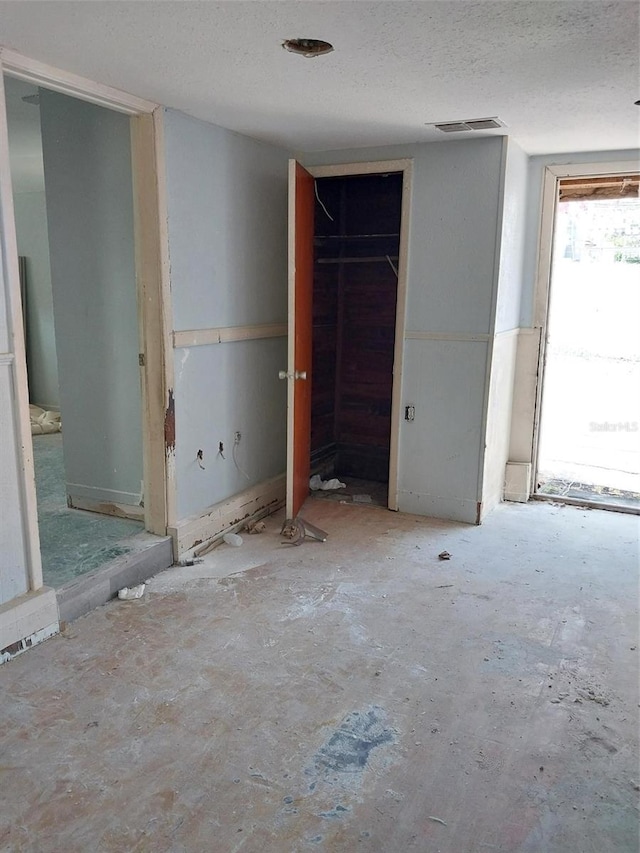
[314,233,400,241]
[317,255,399,265]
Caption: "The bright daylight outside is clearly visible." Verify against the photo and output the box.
[537,190,640,510]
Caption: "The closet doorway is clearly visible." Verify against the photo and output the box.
[307,164,410,510]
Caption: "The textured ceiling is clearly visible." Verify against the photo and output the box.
[0,1,638,155]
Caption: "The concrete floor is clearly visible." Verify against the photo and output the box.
[1,500,638,852]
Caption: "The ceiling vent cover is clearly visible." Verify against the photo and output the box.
[435,122,471,133]
[434,117,505,133]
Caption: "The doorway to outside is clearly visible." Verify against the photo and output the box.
[536,174,640,511]
[309,172,402,509]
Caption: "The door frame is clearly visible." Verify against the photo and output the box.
[530,159,639,500]
[0,48,174,593]
[307,159,413,511]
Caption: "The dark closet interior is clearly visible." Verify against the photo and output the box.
[311,172,403,495]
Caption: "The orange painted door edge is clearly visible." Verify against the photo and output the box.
[286,161,315,519]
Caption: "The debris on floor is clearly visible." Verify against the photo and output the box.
[246,519,267,534]
[352,494,373,504]
[438,550,452,560]
[310,475,346,491]
[223,533,243,547]
[117,583,145,600]
[281,518,328,546]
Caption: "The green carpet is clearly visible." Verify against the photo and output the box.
[32,434,143,588]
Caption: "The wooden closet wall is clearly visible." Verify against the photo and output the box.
[311,172,402,483]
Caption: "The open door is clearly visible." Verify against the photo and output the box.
[284,160,314,521]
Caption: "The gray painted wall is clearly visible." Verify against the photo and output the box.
[494,140,529,335]
[303,138,505,523]
[0,123,29,603]
[481,139,529,516]
[163,110,290,520]
[39,90,143,507]
[13,191,59,409]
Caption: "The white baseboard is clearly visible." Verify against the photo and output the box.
[67,482,143,516]
[504,462,532,502]
[169,474,286,556]
[68,494,145,521]
[0,587,59,662]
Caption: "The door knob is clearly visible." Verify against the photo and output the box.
[295,371,307,380]
[278,370,290,380]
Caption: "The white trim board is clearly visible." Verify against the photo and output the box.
[1,48,157,114]
[0,63,43,591]
[169,474,285,556]
[0,587,59,657]
[173,323,287,348]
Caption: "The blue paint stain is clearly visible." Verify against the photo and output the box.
[320,803,351,819]
[310,707,394,778]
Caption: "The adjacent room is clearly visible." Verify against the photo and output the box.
[4,75,171,601]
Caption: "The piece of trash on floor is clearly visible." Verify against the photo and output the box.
[438,551,451,561]
[223,532,243,547]
[352,494,373,504]
[281,518,328,545]
[428,816,447,826]
[178,558,204,566]
[117,583,145,600]
[246,520,266,534]
[309,474,346,491]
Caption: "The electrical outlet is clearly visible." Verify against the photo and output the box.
[405,405,415,421]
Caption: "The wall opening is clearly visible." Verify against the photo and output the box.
[310,172,402,507]
[4,74,147,588]
[536,176,640,511]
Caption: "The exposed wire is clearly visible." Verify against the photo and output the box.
[232,438,251,481]
[386,255,399,277]
[314,181,334,221]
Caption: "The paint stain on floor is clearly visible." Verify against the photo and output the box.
[308,706,395,787]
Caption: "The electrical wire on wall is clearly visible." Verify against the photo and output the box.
[314,181,334,221]
[233,433,251,481]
